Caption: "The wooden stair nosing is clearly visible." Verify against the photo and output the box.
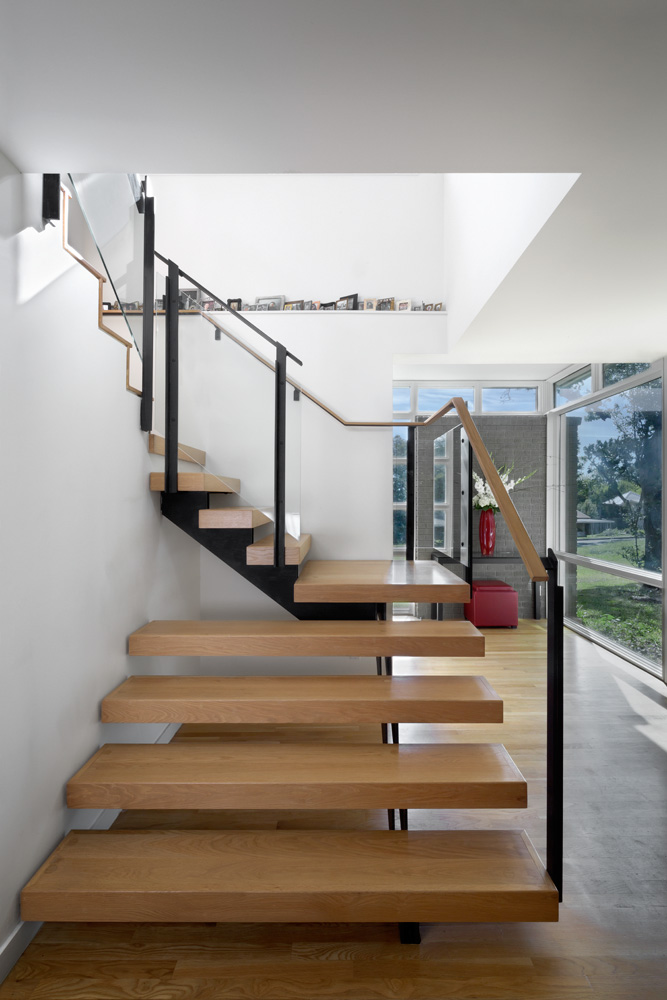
[128,619,485,658]
[21,829,559,923]
[199,507,272,529]
[149,473,240,493]
[294,560,471,603]
[148,433,206,466]
[247,532,312,566]
[102,674,503,724]
[66,742,526,811]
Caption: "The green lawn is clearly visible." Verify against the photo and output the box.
[573,561,661,664]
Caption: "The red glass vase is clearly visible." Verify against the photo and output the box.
[479,509,496,556]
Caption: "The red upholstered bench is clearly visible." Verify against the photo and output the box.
[464,579,518,628]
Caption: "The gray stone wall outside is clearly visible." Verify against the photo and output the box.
[413,414,547,620]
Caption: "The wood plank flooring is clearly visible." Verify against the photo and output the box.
[4,621,667,999]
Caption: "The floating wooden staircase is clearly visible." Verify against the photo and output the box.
[22,429,559,938]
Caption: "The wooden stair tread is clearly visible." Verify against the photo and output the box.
[294,560,470,603]
[149,473,240,493]
[199,507,272,529]
[247,533,312,566]
[102,674,502,724]
[21,829,558,923]
[67,742,525,810]
[148,433,206,466]
[128,619,484,657]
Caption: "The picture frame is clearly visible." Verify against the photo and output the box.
[242,304,256,311]
[255,295,285,311]
[336,293,358,311]
[180,288,200,310]
[424,303,434,312]
[202,298,216,311]
[284,300,305,311]
[227,298,242,311]
[363,298,376,311]
[434,302,443,311]
[311,301,321,310]
[304,300,313,310]
[397,299,411,312]
[320,301,336,311]
[377,297,394,311]
[413,304,423,311]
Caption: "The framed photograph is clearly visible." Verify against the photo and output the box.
[363,298,376,311]
[377,297,394,311]
[424,303,434,312]
[397,299,411,312]
[304,300,313,310]
[242,304,256,311]
[284,300,305,311]
[320,301,336,311]
[255,295,285,311]
[311,301,321,310]
[413,304,423,311]
[180,288,200,310]
[227,298,242,311]
[336,293,358,311]
[202,298,216,311]
[434,302,443,311]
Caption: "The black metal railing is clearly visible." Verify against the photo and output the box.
[147,250,302,569]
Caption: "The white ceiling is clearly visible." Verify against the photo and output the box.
[1,0,665,363]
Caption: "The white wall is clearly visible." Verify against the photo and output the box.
[0,158,201,973]
[151,174,446,307]
[443,173,579,346]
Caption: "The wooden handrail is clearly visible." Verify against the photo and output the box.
[199,317,546,582]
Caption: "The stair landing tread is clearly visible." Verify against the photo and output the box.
[149,472,240,493]
[294,560,469,603]
[102,674,502,724]
[67,742,526,810]
[128,619,484,657]
[21,829,558,923]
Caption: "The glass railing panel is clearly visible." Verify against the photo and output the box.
[154,265,308,555]
[415,417,459,560]
[68,173,145,357]
[285,376,302,540]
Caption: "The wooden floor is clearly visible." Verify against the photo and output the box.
[3,620,667,999]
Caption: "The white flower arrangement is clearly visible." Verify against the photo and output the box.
[472,462,536,512]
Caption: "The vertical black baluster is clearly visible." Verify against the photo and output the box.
[140,194,155,432]
[165,260,179,494]
[274,344,287,568]
[545,550,564,900]
[406,425,416,560]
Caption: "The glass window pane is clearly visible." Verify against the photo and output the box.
[434,431,447,459]
[433,509,446,549]
[603,363,652,386]
[563,564,662,669]
[417,386,474,413]
[434,463,446,504]
[393,508,407,547]
[482,387,537,412]
[393,386,411,412]
[563,378,662,573]
[554,367,592,406]
[392,426,408,458]
[393,462,407,503]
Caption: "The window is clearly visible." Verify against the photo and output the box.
[554,367,592,407]
[558,376,663,672]
[482,386,537,413]
[417,386,474,414]
[392,386,411,412]
[603,363,652,386]
[393,425,408,552]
